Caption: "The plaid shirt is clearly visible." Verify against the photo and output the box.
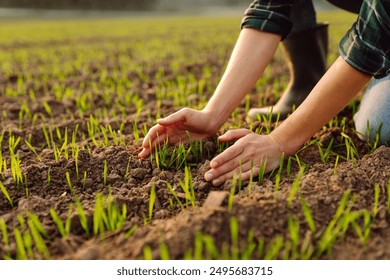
[241,0,390,78]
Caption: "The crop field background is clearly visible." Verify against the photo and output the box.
[0,11,390,260]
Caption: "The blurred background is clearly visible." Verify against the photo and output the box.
[0,0,336,18]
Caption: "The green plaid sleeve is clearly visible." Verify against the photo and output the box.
[241,0,293,40]
[339,0,390,78]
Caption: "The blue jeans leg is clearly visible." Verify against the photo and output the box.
[354,75,390,146]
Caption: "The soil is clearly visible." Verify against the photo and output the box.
[1,40,389,260]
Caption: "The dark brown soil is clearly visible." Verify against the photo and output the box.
[0,32,389,260]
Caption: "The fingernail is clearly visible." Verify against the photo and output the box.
[210,161,218,168]
[204,172,213,181]
[212,179,221,186]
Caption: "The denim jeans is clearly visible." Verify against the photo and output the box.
[354,75,390,146]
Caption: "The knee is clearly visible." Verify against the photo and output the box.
[354,76,390,146]
[354,114,389,146]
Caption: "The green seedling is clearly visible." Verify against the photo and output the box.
[47,167,51,188]
[124,157,131,181]
[341,132,359,165]
[24,139,41,161]
[166,182,184,210]
[22,227,34,259]
[202,234,220,260]
[247,160,255,195]
[274,174,281,195]
[217,138,230,154]
[257,160,267,185]
[264,235,284,260]
[317,138,334,164]
[300,197,316,233]
[41,124,51,149]
[364,121,382,153]
[27,218,50,259]
[42,101,52,117]
[82,171,87,190]
[93,194,127,237]
[287,168,304,208]
[287,217,300,259]
[27,212,49,240]
[103,160,108,188]
[178,167,196,207]
[132,121,140,145]
[333,155,340,175]
[241,230,257,260]
[228,174,238,213]
[100,125,110,146]
[70,124,79,158]
[193,231,204,260]
[50,208,71,238]
[106,196,127,231]
[230,217,239,260]
[148,185,156,223]
[8,134,23,186]
[14,227,27,260]
[159,242,171,260]
[0,181,13,208]
[74,148,79,180]
[316,190,354,257]
[373,184,380,218]
[66,172,75,196]
[187,132,203,163]
[0,218,10,259]
[143,245,153,260]
[174,144,193,170]
[76,199,91,237]
[125,225,138,239]
[351,210,372,247]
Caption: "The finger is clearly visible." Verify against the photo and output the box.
[205,154,249,182]
[211,155,280,185]
[218,129,252,142]
[157,108,189,126]
[142,124,166,148]
[138,147,151,158]
[209,160,256,186]
[211,167,260,186]
[209,141,245,168]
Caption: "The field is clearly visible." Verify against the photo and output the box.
[0,11,390,260]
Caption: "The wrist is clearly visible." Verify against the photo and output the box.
[269,128,304,157]
[201,106,228,134]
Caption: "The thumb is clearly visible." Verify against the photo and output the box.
[218,129,252,142]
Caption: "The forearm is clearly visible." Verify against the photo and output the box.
[203,28,281,130]
[272,56,371,155]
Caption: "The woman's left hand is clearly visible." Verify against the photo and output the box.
[204,129,283,186]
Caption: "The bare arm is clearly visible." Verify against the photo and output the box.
[206,57,371,185]
[139,28,281,158]
[204,28,281,131]
[272,56,371,154]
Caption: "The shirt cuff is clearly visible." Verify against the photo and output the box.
[338,0,390,79]
[241,8,292,40]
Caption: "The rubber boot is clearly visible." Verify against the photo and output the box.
[247,23,328,121]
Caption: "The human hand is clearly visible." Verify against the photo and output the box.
[203,129,283,186]
[138,108,218,158]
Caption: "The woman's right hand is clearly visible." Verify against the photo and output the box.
[138,108,218,158]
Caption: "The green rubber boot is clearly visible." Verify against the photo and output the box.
[247,23,328,121]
